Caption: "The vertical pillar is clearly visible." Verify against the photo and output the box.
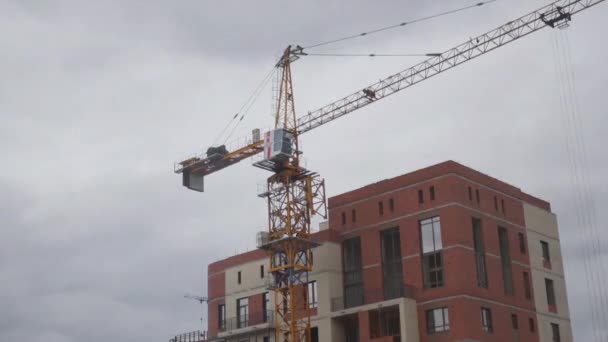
[358,310,370,342]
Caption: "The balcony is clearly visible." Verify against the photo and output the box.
[331,285,413,311]
[219,310,274,333]
[169,330,207,342]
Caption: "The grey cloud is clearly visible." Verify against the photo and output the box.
[1,0,607,341]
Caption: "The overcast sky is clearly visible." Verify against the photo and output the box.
[1,1,607,341]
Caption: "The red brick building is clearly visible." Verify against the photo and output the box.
[206,161,571,342]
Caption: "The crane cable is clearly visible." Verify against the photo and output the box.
[212,65,276,146]
[302,0,498,50]
[552,30,607,341]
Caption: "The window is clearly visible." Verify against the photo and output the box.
[426,307,449,334]
[260,265,264,279]
[343,237,363,308]
[518,232,526,254]
[237,271,242,284]
[546,278,556,306]
[541,241,551,263]
[501,199,506,213]
[551,323,561,342]
[262,292,270,322]
[529,318,535,333]
[511,313,518,330]
[498,227,514,295]
[472,218,488,288]
[418,190,424,204]
[310,327,319,342]
[263,337,270,342]
[381,227,403,299]
[468,186,473,201]
[430,186,435,201]
[351,209,356,223]
[378,201,384,216]
[307,281,318,308]
[389,198,394,212]
[370,306,400,338]
[218,304,226,330]
[237,297,249,328]
[523,271,531,300]
[341,212,346,225]
[494,196,498,211]
[476,189,480,204]
[481,307,493,333]
[421,217,443,288]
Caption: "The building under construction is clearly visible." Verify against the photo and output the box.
[203,161,571,342]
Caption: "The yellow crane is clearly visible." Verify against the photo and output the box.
[174,1,605,341]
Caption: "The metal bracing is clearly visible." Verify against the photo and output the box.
[261,47,328,342]
[296,0,605,134]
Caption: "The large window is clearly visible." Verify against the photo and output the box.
[237,297,249,328]
[498,226,514,295]
[307,281,318,309]
[421,217,443,288]
[343,237,363,308]
[370,306,400,338]
[218,303,226,330]
[426,307,449,334]
[481,307,493,333]
[381,227,403,299]
[472,218,488,288]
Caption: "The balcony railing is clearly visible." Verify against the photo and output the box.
[331,285,414,311]
[219,310,274,332]
[169,330,207,342]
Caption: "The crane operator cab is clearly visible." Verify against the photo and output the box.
[263,128,293,163]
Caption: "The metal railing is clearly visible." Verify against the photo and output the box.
[331,285,414,311]
[169,330,207,342]
[219,310,274,332]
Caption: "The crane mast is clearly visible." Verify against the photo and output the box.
[173,1,605,341]
[254,46,327,342]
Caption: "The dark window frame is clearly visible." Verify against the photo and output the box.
[472,217,488,288]
[430,186,436,201]
[529,318,536,333]
[262,292,270,322]
[476,189,481,204]
[351,209,356,223]
[418,190,424,204]
[518,232,526,254]
[494,196,499,211]
[389,198,394,212]
[511,313,519,330]
[498,226,514,295]
[481,307,493,333]
[468,186,473,201]
[307,280,318,308]
[218,303,226,330]
[341,212,346,225]
[551,323,561,342]
[523,271,532,300]
[378,201,384,216]
[546,278,556,306]
[260,265,264,279]
[237,271,242,284]
[541,240,551,262]
[426,307,449,334]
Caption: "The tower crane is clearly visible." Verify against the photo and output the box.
[174,1,605,341]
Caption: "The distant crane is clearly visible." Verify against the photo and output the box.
[175,1,606,341]
[184,294,208,340]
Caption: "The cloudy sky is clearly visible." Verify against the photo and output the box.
[1,0,607,341]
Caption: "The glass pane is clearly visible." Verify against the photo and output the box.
[443,308,449,325]
[433,221,442,250]
[421,223,434,253]
[434,309,444,326]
